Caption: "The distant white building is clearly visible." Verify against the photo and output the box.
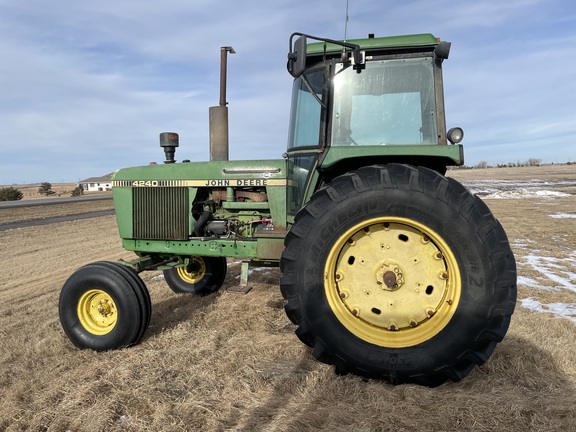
[79,173,114,192]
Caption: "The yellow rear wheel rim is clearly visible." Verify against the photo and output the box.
[324,217,461,348]
[177,257,206,284]
[77,289,118,335]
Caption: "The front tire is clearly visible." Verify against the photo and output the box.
[163,256,227,295]
[59,262,151,351]
[280,164,516,386]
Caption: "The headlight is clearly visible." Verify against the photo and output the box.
[447,127,464,144]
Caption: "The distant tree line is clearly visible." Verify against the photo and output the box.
[453,158,557,170]
[0,182,84,201]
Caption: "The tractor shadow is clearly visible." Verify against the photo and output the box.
[140,262,243,341]
[220,333,576,431]
[143,291,221,340]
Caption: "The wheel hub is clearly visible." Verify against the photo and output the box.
[97,299,113,316]
[77,289,118,335]
[177,257,206,283]
[376,262,404,291]
[325,217,460,347]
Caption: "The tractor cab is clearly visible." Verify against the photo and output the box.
[285,33,464,212]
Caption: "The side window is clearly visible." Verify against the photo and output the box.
[287,155,315,213]
[287,70,325,149]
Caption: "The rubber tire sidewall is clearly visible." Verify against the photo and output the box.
[88,261,151,345]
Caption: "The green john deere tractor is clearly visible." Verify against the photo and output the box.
[59,32,517,386]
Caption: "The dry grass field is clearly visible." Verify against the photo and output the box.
[0,165,575,431]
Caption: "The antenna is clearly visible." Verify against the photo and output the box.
[344,0,350,41]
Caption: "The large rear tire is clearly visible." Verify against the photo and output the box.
[59,261,151,351]
[280,164,516,386]
[163,256,227,295]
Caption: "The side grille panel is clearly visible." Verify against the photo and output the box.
[133,187,189,240]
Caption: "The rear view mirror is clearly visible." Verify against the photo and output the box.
[288,35,307,78]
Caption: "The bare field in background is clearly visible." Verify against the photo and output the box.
[449,163,576,181]
[0,166,575,431]
[0,200,114,225]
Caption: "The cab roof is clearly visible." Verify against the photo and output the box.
[307,33,440,56]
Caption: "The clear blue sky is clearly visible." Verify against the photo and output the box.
[1,0,575,184]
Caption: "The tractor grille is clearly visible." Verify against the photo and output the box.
[132,187,189,240]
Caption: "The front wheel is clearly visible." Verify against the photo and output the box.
[59,261,151,351]
[163,256,227,295]
[280,164,516,386]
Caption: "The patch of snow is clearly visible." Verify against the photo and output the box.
[461,179,549,195]
[234,267,275,279]
[460,178,575,199]
[150,274,165,281]
[483,189,570,199]
[515,243,576,322]
[521,253,576,293]
[517,275,540,289]
[520,297,576,324]
[116,415,131,427]
[511,239,536,249]
[550,213,576,219]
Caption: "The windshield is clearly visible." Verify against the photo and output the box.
[287,69,325,149]
[331,57,438,146]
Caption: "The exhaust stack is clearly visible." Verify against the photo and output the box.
[209,46,235,161]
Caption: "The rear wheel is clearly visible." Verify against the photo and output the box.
[59,261,151,351]
[163,256,227,295]
[280,164,516,386]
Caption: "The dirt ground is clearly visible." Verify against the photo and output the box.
[0,166,575,431]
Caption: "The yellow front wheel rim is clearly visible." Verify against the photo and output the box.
[177,257,206,284]
[77,289,118,335]
[324,217,461,348]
